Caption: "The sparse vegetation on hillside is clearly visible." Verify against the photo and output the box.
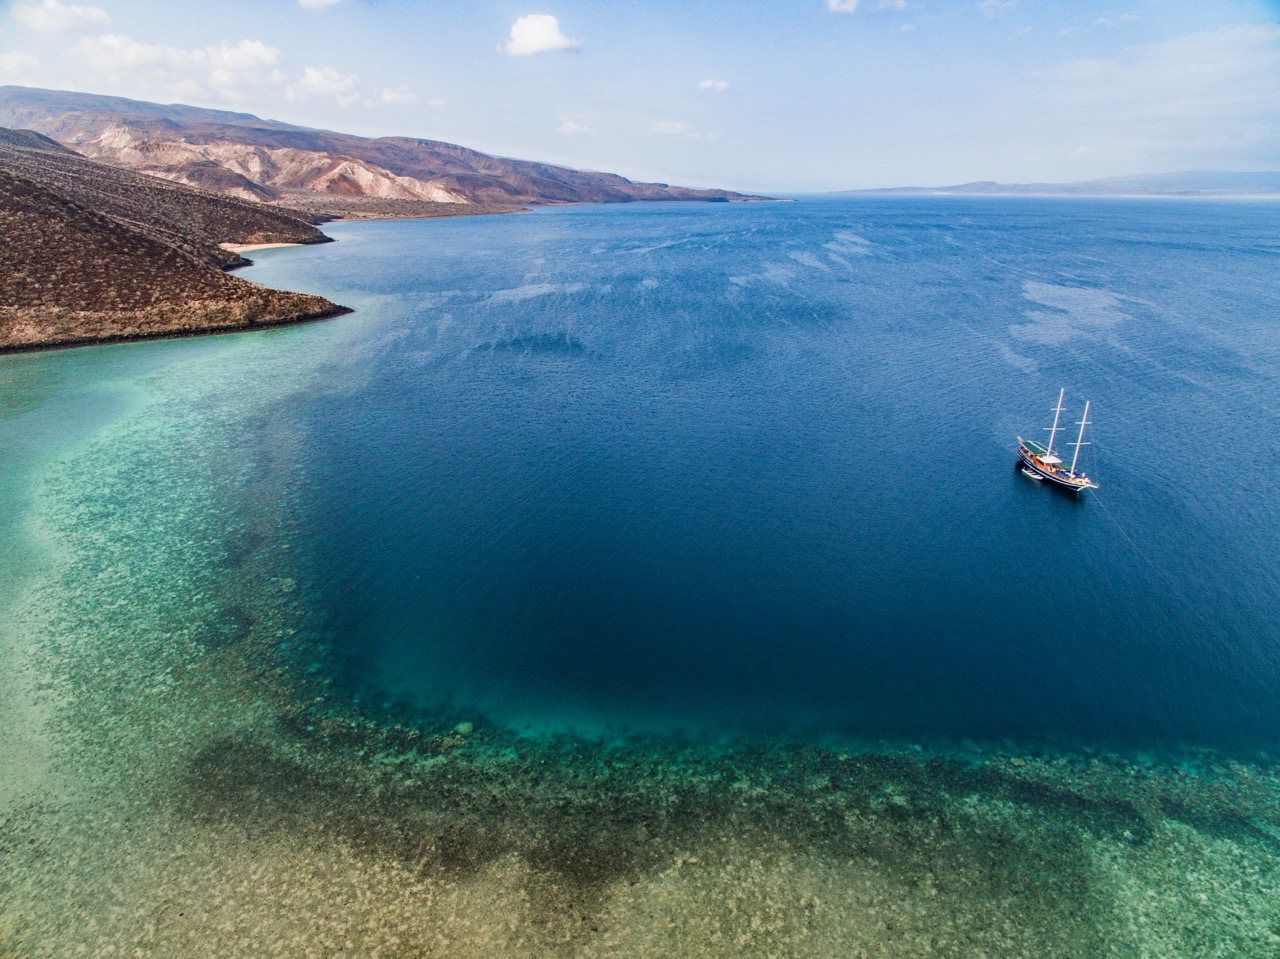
[273,194,525,220]
[0,132,328,269]
[0,135,347,352]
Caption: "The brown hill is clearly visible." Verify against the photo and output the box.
[0,86,770,209]
[0,126,77,153]
[0,130,347,352]
[0,123,330,269]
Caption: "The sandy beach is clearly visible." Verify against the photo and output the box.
[219,241,307,255]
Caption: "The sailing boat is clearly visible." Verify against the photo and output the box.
[1017,389,1099,492]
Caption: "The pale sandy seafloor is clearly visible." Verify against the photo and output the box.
[2,322,1279,958]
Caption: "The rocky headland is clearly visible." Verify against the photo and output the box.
[0,127,348,352]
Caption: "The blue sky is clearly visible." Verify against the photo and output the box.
[1,0,1278,191]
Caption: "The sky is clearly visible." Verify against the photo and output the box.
[1,0,1278,191]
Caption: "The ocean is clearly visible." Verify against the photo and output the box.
[2,196,1278,956]
[281,196,1280,751]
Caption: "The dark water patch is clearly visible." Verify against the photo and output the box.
[222,531,267,571]
[177,736,483,875]
[1156,794,1280,850]
[521,795,671,888]
[178,738,335,840]
[484,332,588,357]
[974,769,1153,846]
[198,604,255,649]
[174,731,691,902]
[414,819,506,878]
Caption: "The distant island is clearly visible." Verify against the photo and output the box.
[841,171,1280,198]
[0,86,770,352]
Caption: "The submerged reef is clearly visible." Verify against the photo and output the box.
[2,341,1279,958]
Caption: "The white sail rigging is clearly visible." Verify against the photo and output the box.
[1042,388,1066,465]
[1069,400,1091,474]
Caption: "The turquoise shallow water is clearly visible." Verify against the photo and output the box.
[236,197,1280,753]
[3,198,1280,958]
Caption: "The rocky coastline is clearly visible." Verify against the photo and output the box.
[0,300,354,355]
[0,129,352,353]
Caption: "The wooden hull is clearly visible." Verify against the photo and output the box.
[1017,444,1098,492]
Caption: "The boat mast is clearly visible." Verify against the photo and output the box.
[1044,388,1066,456]
[1070,400,1091,474]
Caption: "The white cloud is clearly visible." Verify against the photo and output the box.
[298,0,342,7]
[502,14,580,56]
[827,0,905,10]
[559,116,589,134]
[12,0,108,33]
[287,65,359,105]
[208,39,279,71]
[1093,15,1137,28]
[377,85,416,105]
[1048,24,1280,112]
[70,34,286,103]
[0,51,40,75]
[699,79,730,91]
[650,119,693,136]
[73,34,165,71]
[1040,24,1280,168]
[979,0,1017,15]
[207,40,280,94]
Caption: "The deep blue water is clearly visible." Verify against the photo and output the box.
[246,197,1280,753]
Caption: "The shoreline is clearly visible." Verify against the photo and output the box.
[219,241,307,255]
[4,199,772,358]
[0,303,354,356]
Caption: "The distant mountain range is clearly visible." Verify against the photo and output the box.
[0,86,767,210]
[844,171,1280,197]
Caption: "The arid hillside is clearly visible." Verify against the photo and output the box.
[0,86,769,209]
[0,123,330,270]
[0,130,347,352]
